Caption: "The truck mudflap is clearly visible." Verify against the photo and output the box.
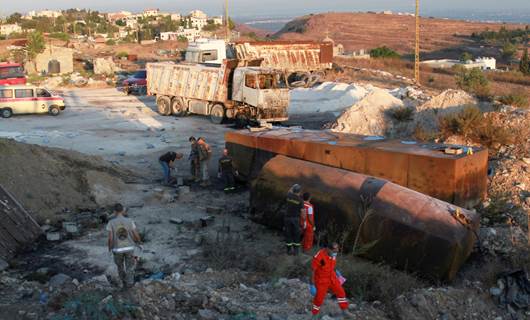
[250,155,479,281]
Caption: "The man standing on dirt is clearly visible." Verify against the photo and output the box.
[159,151,183,185]
[197,137,212,187]
[106,203,142,289]
[301,192,315,253]
[188,136,200,182]
[218,148,237,191]
[311,242,352,318]
[285,184,304,255]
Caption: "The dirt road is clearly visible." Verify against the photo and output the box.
[0,88,231,178]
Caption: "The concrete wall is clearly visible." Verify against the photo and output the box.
[26,46,74,75]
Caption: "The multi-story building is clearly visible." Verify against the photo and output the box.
[107,11,132,22]
[212,17,223,25]
[189,10,207,19]
[171,13,182,21]
[143,8,160,17]
[191,17,208,30]
[28,10,63,18]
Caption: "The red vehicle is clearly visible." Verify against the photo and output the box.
[123,70,147,95]
[0,63,26,86]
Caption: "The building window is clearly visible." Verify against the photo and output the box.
[15,89,34,98]
[245,74,257,89]
[201,50,218,63]
[0,89,13,98]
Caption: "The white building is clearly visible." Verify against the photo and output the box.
[171,13,182,21]
[189,10,207,19]
[178,28,200,41]
[0,24,22,36]
[107,11,132,22]
[212,17,223,25]
[160,32,180,41]
[143,8,160,17]
[28,10,63,18]
[421,57,496,70]
[126,18,139,29]
[191,17,208,30]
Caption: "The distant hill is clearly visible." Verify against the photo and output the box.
[274,12,526,54]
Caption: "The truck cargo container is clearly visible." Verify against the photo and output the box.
[146,59,290,124]
[226,128,488,208]
[185,39,333,87]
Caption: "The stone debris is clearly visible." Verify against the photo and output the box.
[94,57,120,75]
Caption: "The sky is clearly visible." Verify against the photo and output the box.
[0,0,529,19]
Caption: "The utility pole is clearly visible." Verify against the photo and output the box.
[414,0,420,85]
[225,0,230,42]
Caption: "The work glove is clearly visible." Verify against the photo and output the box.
[309,284,317,296]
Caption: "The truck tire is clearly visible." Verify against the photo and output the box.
[1,108,13,118]
[156,96,171,116]
[210,104,225,124]
[171,97,186,117]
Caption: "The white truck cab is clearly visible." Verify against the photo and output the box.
[185,39,228,65]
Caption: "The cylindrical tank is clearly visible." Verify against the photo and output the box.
[250,155,479,281]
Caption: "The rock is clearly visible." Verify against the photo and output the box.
[178,186,190,194]
[94,57,120,75]
[72,278,80,286]
[522,158,530,165]
[322,316,335,320]
[99,295,113,307]
[0,258,8,271]
[90,274,110,287]
[170,218,184,225]
[525,197,530,207]
[489,287,502,296]
[49,273,72,288]
[206,206,223,214]
[198,309,218,320]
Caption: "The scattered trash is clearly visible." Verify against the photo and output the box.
[46,232,61,241]
[170,218,184,225]
[490,270,530,310]
[147,272,165,280]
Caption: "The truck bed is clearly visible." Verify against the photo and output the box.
[146,62,230,103]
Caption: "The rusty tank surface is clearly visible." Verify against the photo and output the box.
[250,155,479,281]
[226,128,488,208]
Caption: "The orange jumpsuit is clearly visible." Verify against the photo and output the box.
[301,202,315,251]
[311,249,348,315]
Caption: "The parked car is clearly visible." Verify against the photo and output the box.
[123,70,147,95]
[0,85,65,118]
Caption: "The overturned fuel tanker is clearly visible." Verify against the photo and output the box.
[250,155,480,281]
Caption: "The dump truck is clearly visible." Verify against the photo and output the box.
[146,59,290,124]
[184,39,334,87]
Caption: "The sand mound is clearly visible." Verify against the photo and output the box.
[0,138,138,223]
[331,88,404,136]
[289,82,371,114]
[414,89,478,132]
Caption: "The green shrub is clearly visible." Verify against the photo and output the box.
[116,51,128,59]
[438,105,483,139]
[389,107,415,122]
[499,93,529,108]
[455,68,492,100]
[470,116,515,149]
[369,46,400,59]
[106,39,116,45]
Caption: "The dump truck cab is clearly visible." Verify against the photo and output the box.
[185,39,227,65]
[231,67,289,121]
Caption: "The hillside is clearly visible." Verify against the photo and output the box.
[274,12,526,56]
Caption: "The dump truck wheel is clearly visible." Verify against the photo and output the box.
[156,96,171,116]
[171,98,186,116]
[210,104,225,124]
[1,108,13,118]
[48,105,60,116]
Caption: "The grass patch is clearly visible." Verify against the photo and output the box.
[482,191,512,224]
[498,93,529,109]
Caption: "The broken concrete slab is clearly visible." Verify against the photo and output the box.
[46,232,61,241]
[206,206,223,214]
[170,218,184,225]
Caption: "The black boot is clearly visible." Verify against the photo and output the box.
[286,245,292,255]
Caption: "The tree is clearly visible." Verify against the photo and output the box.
[7,12,22,24]
[520,48,530,75]
[26,31,46,73]
[369,46,400,59]
[460,52,473,63]
[502,42,517,61]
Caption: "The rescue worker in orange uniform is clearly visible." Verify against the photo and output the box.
[301,192,315,252]
[311,242,352,318]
